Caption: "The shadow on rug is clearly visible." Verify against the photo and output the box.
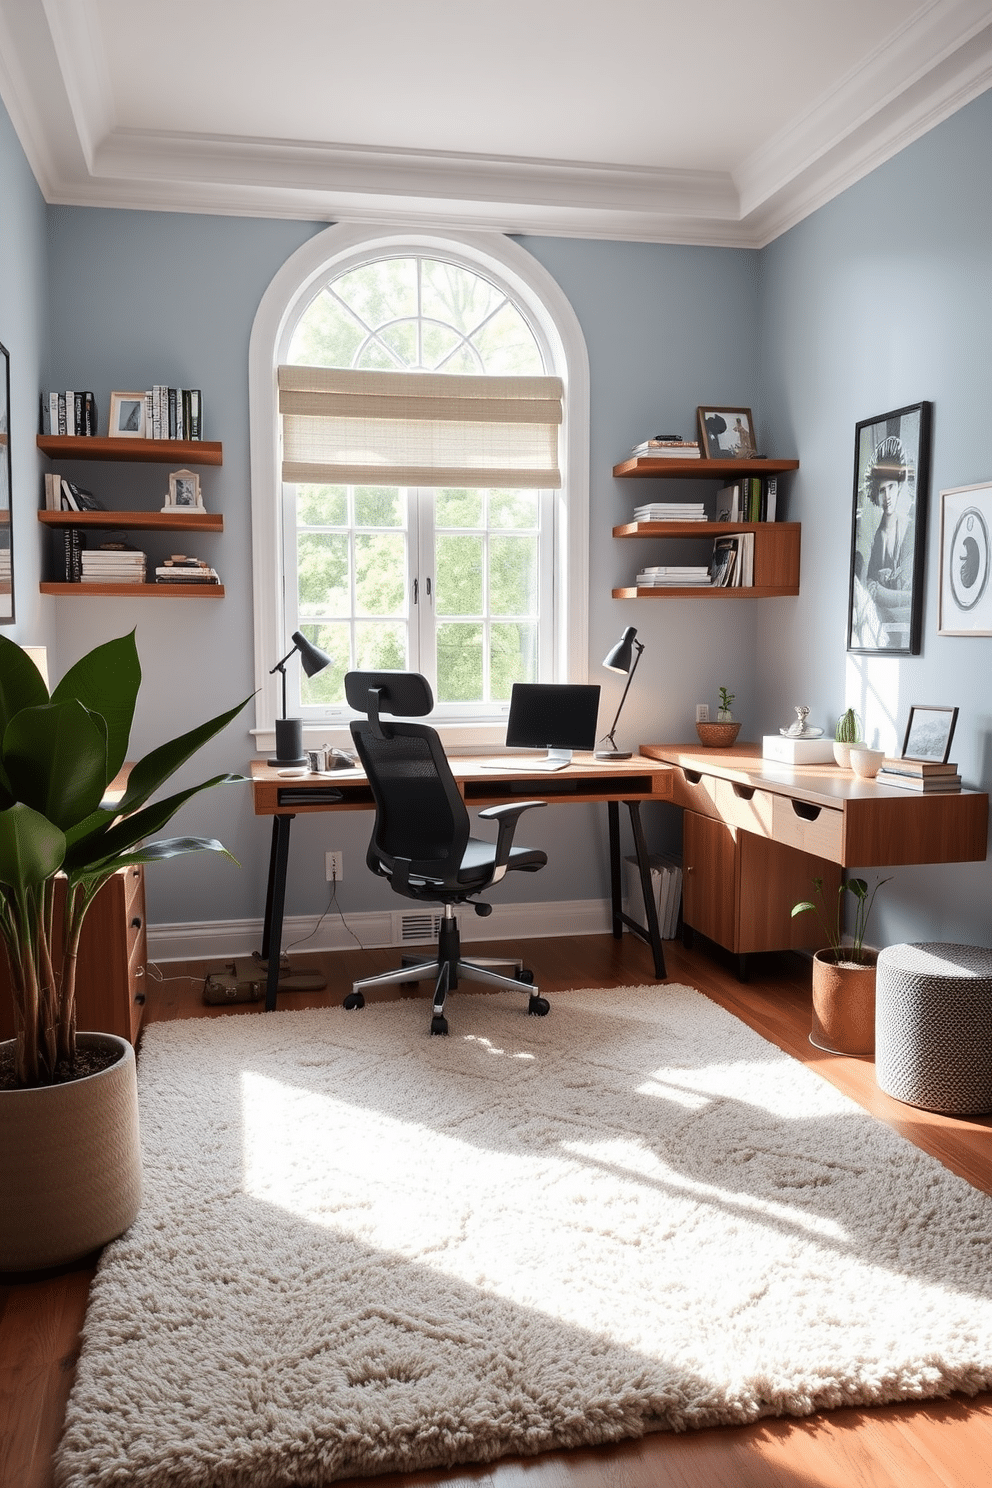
[56,983,992,1487]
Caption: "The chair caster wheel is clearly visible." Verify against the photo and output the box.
[343,992,365,1010]
[528,995,550,1017]
[430,1014,449,1036]
[515,968,534,984]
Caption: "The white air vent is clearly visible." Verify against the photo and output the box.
[399,912,443,943]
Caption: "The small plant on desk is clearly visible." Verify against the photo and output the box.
[717,686,735,723]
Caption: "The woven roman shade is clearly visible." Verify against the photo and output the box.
[278,367,563,488]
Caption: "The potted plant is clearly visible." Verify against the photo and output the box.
[696,687,742,747]
[0,631,247,1269]
[833,707,863,767]
[791,873,890,1055]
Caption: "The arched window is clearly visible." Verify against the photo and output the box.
[249,228,589,750]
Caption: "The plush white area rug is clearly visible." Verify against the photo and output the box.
[57,985,992,1488]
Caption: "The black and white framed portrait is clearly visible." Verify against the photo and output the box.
[901,705,958,763]
[938,482,992,635]
[847,401,932,655]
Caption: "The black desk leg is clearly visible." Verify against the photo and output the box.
[262,813,294,1012]
[607,799,667,980]
[608,801,624,941]
[626,801,666,980]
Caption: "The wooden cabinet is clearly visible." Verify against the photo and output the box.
[0,866,147,1045]
[612,455,800,598]
[682,809,841,960]
[37,435,224,597]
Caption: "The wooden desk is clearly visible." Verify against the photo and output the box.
[251,754,675,1009]
[638,743,989,972]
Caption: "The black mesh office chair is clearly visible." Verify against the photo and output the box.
[344,670,549,1035]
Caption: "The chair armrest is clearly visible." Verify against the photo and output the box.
[477,800,546,873]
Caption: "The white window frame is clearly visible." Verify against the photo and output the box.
[248,225,589,752]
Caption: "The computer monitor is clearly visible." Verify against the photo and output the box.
[503,682,601,770]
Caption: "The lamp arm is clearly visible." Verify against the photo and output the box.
[270,643,300,722]
[600,641,644,746]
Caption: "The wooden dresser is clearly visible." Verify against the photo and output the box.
[0,865,147,1045]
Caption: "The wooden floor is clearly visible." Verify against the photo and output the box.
[3,931,992,1488]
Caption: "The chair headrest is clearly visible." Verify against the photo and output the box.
[344,671,434,718]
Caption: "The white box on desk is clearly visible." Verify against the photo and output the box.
[762,735,836,765]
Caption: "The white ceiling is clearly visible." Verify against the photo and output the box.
[1,0,991,246]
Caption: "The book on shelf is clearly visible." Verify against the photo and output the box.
[55,526,86,582]
[636,565,711,587]
[876,769,962,792]
[41,390,97,436]
[878,758,959,777]
[624,851,682,940]
[718,475,778,522]
[146,386,203,440]
[60,477,105,512]
[633,503,707,522]
[155,557,219,584]
[628,441,701,459]
[709,532,754,586]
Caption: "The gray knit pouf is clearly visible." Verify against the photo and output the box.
[875,942,992,1114]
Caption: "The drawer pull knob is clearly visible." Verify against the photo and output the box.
[134,992,146,1006]
[131,916,142,929]
[792,800,821,822]
[134,965,145,977]
[684,769,702,784]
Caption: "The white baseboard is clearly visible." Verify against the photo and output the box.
[146,898,615,964]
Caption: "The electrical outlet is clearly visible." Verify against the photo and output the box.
[696,703,710,722]
[325,851,343,882]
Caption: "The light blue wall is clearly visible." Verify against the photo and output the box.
[758,88,992,948]
[0,95,50,650]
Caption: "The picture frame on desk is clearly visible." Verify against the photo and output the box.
[846,401,931,656]
[938,481,992,634]
[108,390,147,439]
[696,406,757,459]
[901,705,958,764]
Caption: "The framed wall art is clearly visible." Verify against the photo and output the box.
[938,481,992,635]
[696,406,757,459]
[846,401,932,655]
[0,339,13,622]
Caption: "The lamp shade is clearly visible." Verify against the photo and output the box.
[603,626,637,674]
[291,631,332,679]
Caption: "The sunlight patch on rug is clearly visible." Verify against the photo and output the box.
[55,984,992,1488]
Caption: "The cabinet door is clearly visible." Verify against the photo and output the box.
[683,810,738,951]
[737,833,841,955]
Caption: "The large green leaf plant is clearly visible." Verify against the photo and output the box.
[0,631,247,1086]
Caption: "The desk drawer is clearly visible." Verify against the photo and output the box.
[772,795,843,861]
[714,778,775,837]
[672,767,722,819]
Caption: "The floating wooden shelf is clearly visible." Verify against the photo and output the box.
[39,510,223,532]
[40,582,225,598]
[612,456,799,478]
[37,435,223,466]
[612,520,800,597]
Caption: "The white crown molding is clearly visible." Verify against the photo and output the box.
[2,0,991,247]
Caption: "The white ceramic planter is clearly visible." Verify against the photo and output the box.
[0,1032,142,1271]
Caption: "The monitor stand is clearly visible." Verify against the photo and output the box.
[486,748,573,773]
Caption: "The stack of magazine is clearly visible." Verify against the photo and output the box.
[628,438,700,460]
[80,544,147,585]
[624,853,683,939]
[633,502,707,522]
[876,758,962,792]
[709,532,754,587]
[636,565,711,587]
[155,556,220,586]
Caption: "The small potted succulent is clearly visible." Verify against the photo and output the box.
[791,873,891,1054]
[696,687,741,748]
[833,707,863,768]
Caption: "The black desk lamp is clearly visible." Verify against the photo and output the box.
[269,631,332,766]
[595,626,644,760]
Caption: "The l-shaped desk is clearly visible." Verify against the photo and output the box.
[251,744,989,1006]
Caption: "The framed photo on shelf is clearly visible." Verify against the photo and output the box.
[108,391,146,439]
[901,705,958,763]
[846,401,932,656]
[696,406,757,460]
[164,468,203,510]
[938,481,992,635]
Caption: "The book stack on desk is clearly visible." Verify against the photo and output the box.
[876,759,962,792]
